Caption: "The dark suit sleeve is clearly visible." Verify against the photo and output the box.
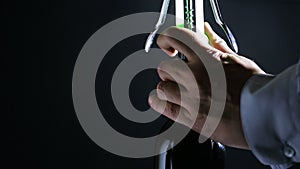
[240,59,300,169]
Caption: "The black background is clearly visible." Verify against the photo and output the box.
[2,0,300,169]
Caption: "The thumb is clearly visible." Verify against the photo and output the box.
[204,22,235,54]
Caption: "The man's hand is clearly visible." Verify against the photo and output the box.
[148,22,265,149]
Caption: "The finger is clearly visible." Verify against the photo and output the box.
[157,81,183,106]
[157,31,194,60]
[148,94,192,124]
[157,59,187,84]
[204,22,235,54]
[157,26,205,62]
[157,67,174,82]
[159,26,228,63]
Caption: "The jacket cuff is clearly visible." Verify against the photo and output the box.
[240,64,299,169]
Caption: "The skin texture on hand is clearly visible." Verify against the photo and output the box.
[148,22,266,150]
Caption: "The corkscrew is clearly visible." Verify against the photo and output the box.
[145,0,238,54]
[145,1,229,168]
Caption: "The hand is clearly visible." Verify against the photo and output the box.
[148,22,265,149]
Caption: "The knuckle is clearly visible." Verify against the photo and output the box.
[157,34,168,46]
[157,81,163,90]
[164,103,178,119]
[212,36,225,44]
[157,81,167,90]
[158,29,176,46]
[158,61,177,75]
[158,60,169,70]
[164,26,178,36]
